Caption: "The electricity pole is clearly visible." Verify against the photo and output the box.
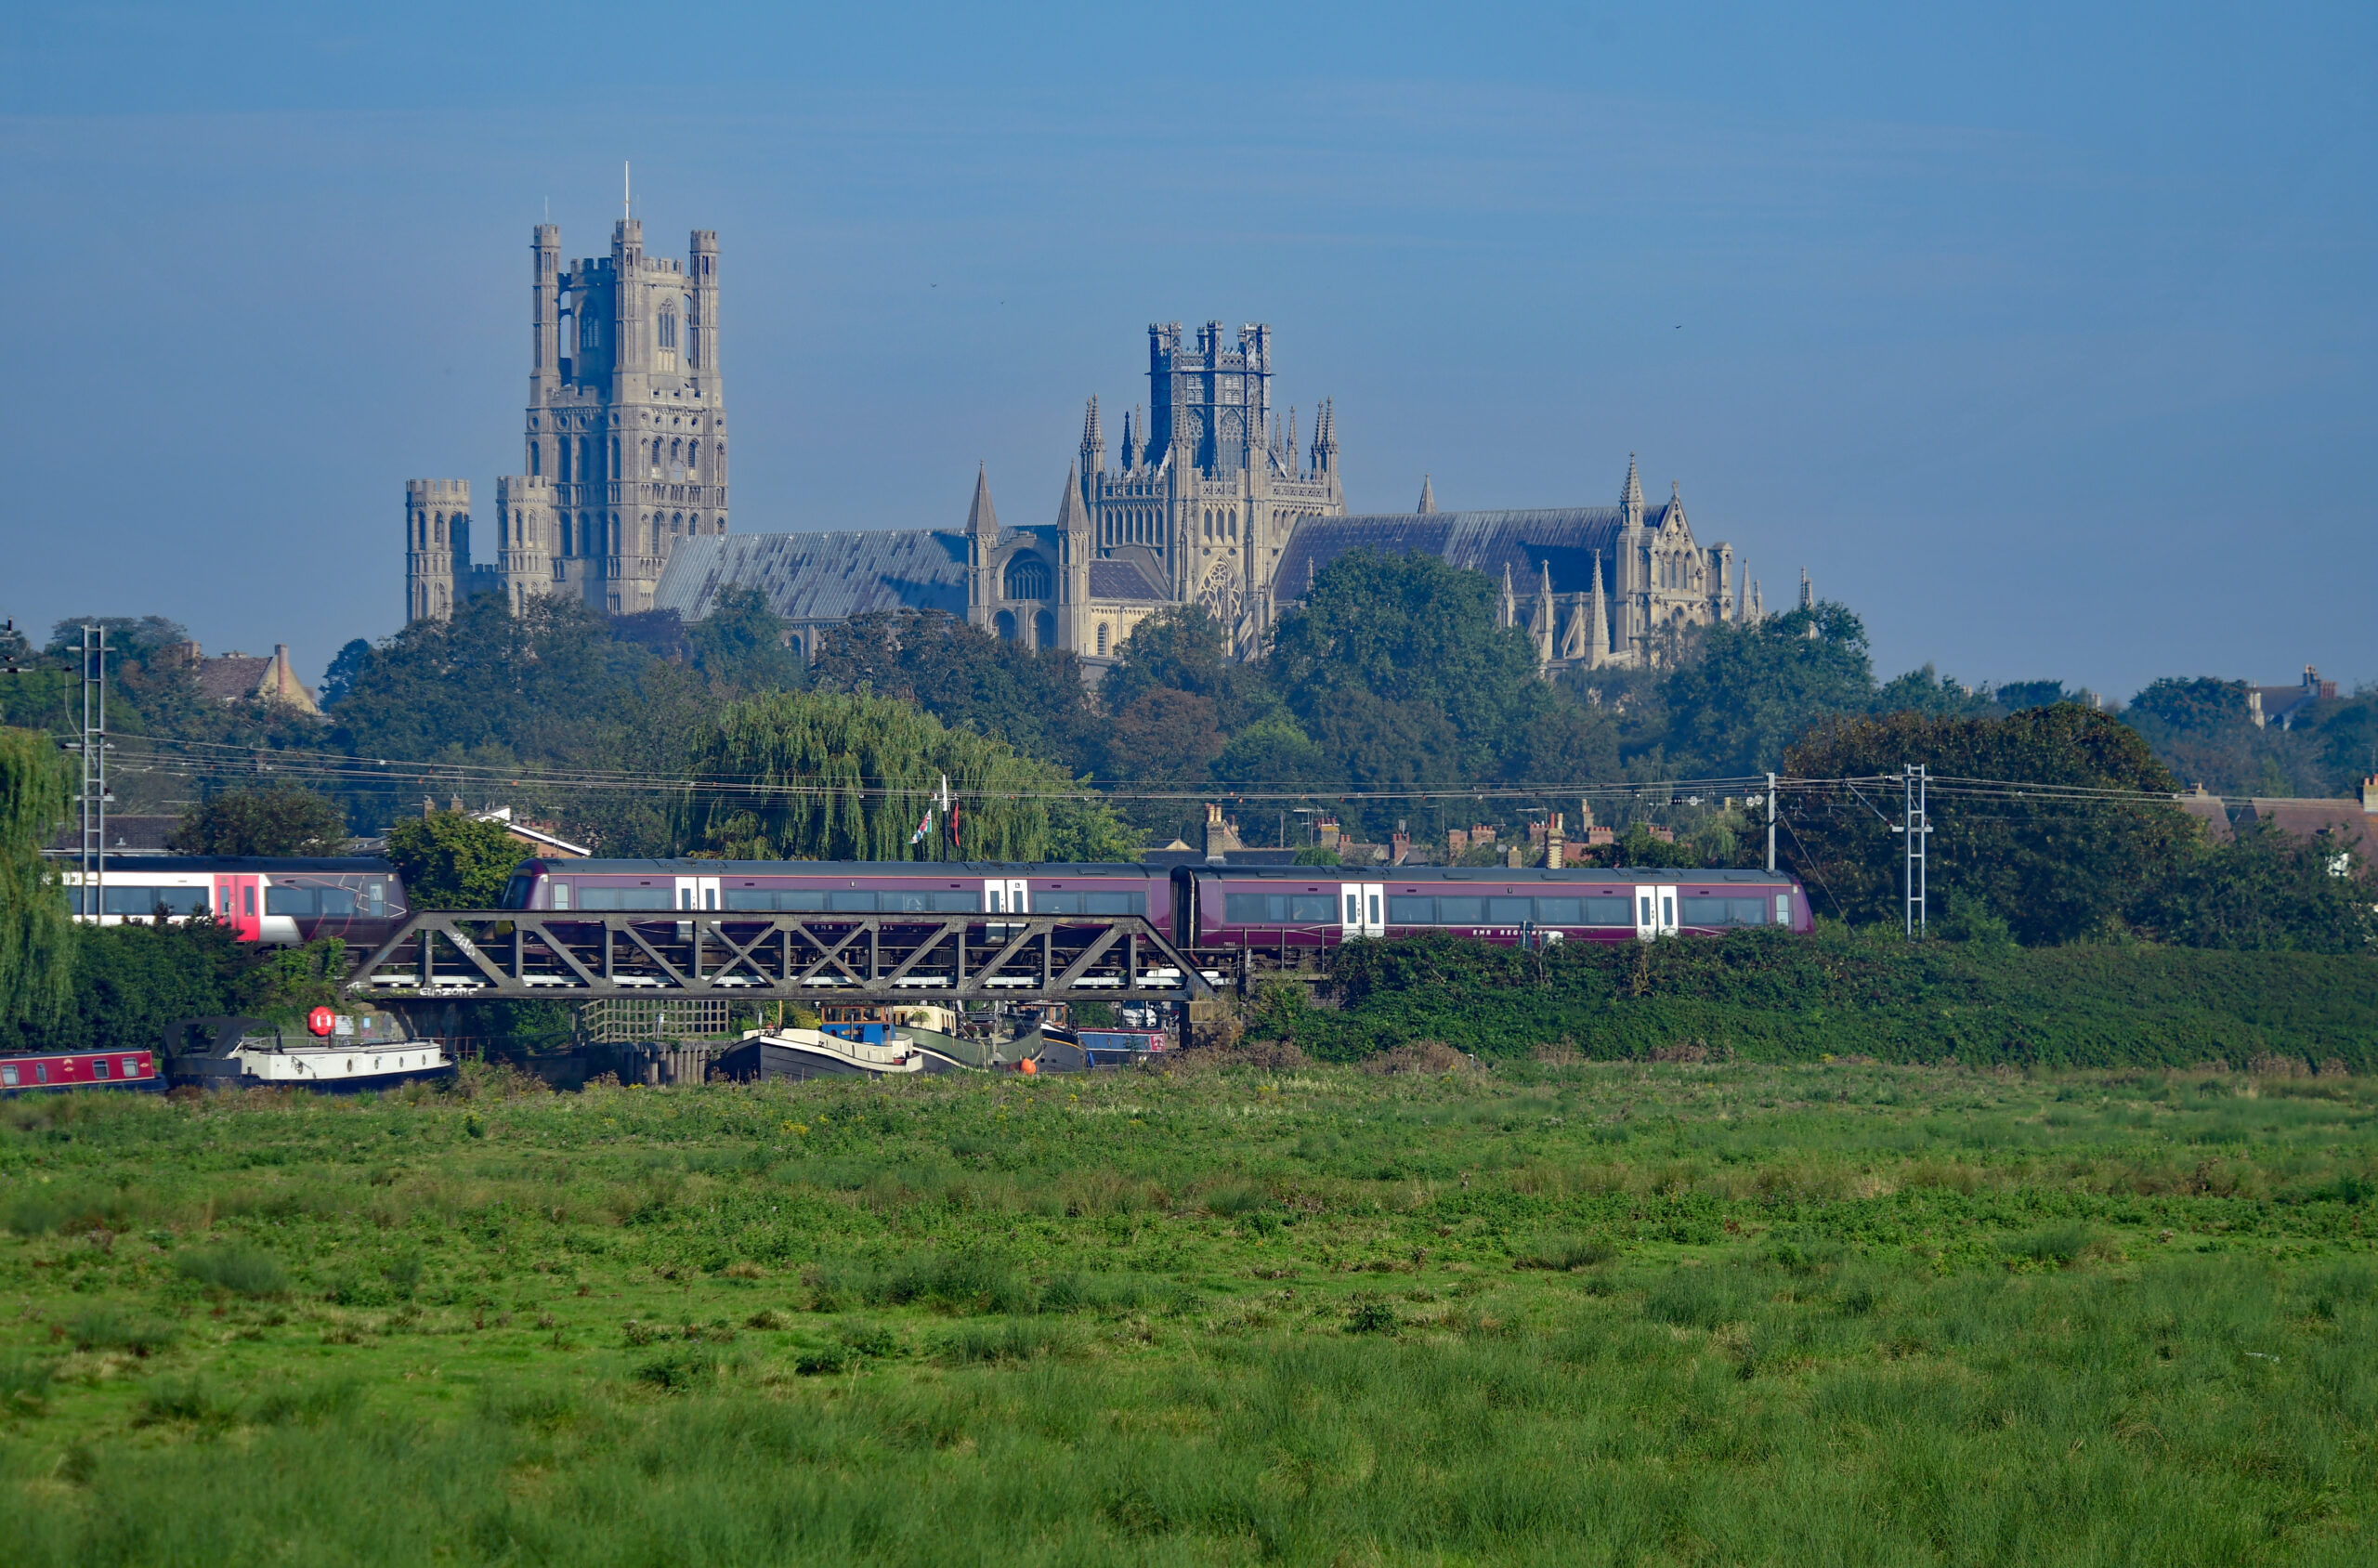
[68,626,110,921]
[1901,763,1929,935]
[1766,771,1776,873]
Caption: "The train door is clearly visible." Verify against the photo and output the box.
[673,874,721,912]
[1633,883,1678,941]
[982,878,1028,917]
[1339,882,1385,939]
[216,873,263,942]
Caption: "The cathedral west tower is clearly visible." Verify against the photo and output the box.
[407,216,728,621]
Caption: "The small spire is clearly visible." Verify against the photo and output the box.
[1622,451,1644,516]
[1417,475,1436,514]
[1056,462,1091,537]
[966,464,1000,536]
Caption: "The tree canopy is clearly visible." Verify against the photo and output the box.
[673,688,1140,863]
[1783,705,2190,944]
[172,785,350,857]
[0,726,73,1037]
[384,811,529,909]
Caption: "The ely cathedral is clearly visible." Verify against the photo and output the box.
[406,219,1770,671]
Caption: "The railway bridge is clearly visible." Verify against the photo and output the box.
[344,908,1224,1004]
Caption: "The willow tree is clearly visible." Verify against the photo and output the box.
[673,689,1140,862]
[0,727,73,1035]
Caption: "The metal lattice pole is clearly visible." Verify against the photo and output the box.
[1766,770,1777,873]
[73,626,109,921]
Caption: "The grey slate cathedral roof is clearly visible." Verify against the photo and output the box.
[652,530,965,623]
[1273,503,1680,600]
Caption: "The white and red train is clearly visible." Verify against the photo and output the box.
[62,856,411,947]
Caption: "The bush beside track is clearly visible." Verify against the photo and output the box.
[1250,927,2378,1071]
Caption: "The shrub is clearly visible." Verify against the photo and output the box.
[0,1349,56,1414]
[174,1244,289,1299]
[1514,1234,1618,1272]
[939,1318,1074,1365]
[1345,1298,1399,1335]
[63,1309,176,1356]
[1999,1223,2098,1271]
[633,1345,722,1392]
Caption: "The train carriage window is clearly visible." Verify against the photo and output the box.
[1680,896,1771,927]
[92,1059,109,1079]
[885,891,935,914]
[1436,896,1485,924]
[932,891,979,913]
[723,889,775,910]
[1488,897,1532,924]
[551,882,570,909]
[266,885,318,916]
[828,891,878,913]
[103,886,212,917]
[1037,892,1085,915]
[581,887,671,910]
[1087,891,1143,916]
[1535,897,1584,925]
[1288,894,1334,922]
[1581,895,1633,926]
[1,1065,14,1087]
[1776,893,1793,925]
[778,890,827,912]
[1387,895,1434,924]
[1735,897,1770,925]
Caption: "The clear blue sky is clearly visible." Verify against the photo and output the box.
[4,2,2371,700]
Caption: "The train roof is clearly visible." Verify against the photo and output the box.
[520,859,1163,877]
[58,856,397,874]
[1182,865,1800,883]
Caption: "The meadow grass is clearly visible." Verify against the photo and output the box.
[0,1057,2372,1563]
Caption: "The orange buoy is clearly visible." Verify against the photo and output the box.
[1019,1057,1039,1075]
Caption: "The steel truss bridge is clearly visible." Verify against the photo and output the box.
[345,910,1222,1003]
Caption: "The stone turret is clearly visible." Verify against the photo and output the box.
[405,478,469,622]
[495,475,555,612]
[1417,475,1436,514]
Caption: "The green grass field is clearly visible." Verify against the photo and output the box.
[3,1057,2374,1564]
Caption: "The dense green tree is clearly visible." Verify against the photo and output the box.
[1656,603,1875,777]
[1101,606,1276,734]
[0,726,73,1037]
[171,784,350,856]
[1267,550,1545,781]
[2118,676,2319,799]
[1104,688,1225,788]
[385,812,528,908]
[1783,705,2191,944]
[327,595,709,855]
[1877,664,1993,717]
[809,609,1095,772]
[1209,713,1329,789]
[673,689,1138,863]
[1993,679,2077,712]
[685,586,807,694]
[2136,821,2374,952]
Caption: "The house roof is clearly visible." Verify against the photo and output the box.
[2246,798,2377,857]
[195,656,275,702]
[41,815,181,856]
[2177,790,2235,844]
[653,530,967,624]
[1275,504,1682,599]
